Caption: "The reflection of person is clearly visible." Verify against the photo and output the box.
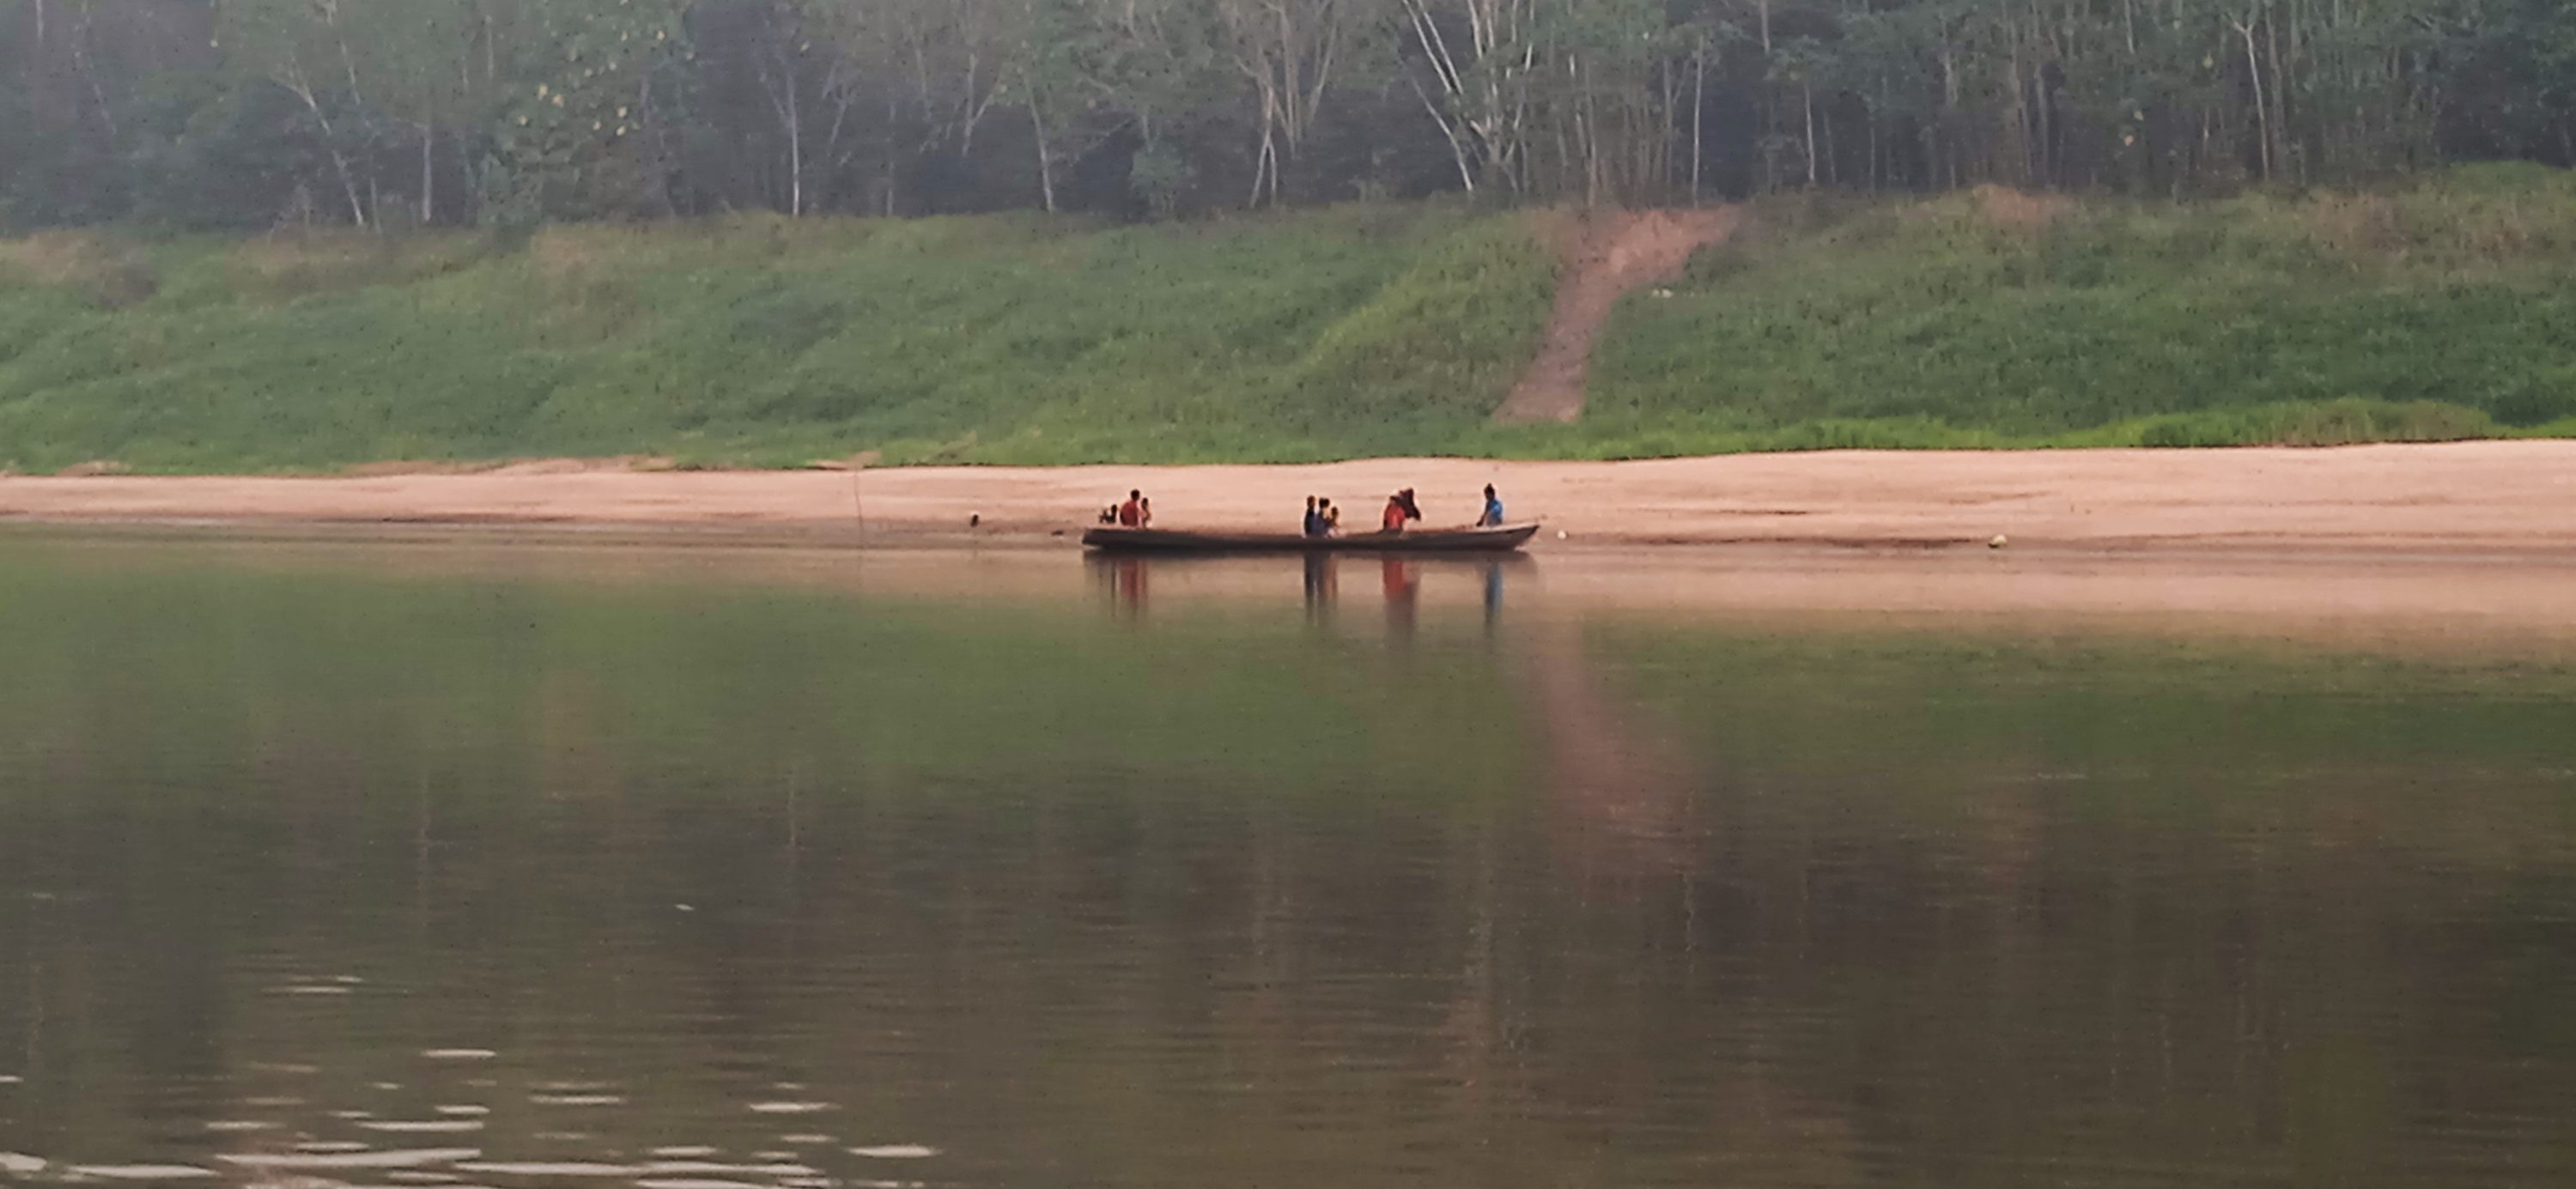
[1478,484,1506,527]
[1382,557,1419,635]
[1117,490,1145,527]
[1303,553,1338,617]
[1114,556,1148,615]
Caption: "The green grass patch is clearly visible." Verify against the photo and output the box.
[0,204,1557,472]
[2,167,2573,472]
[1580,167,2576,454]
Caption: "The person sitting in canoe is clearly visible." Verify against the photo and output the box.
[1477,484,1505,527]
[1117,490,1145,527]
[1382,488,1422,533]
[1320,498,1340,534]
[1303,496,1325,537]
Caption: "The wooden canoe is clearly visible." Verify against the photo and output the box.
[1082,522,1540,554]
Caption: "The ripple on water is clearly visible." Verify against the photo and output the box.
[222,1149,481,1170]
[638,1163,817,1178]
[434,1106,491,1117]
[203,1121,279,1133]
[647,1148,719,1159]
[848,1146,938,1160]
[422,1050,497,1062]
[361,1121,486,1134]
[746,1102,833,1115]
[528,1095,624,1107]
[382,1174,465,1185]
[67,1166,219,1180]
[3,1154,49,1175]
[453,1162,638,1178]
[777,1136,831,1145]
[297,1142,376,1154]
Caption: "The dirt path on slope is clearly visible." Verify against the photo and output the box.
[1492,207,1741,425]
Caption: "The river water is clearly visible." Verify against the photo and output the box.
[2,534,2573,1188]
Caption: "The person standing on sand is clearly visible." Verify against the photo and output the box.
[1478,484,1505,527]
[1118,490,1145,527]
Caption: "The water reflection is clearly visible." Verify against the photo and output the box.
[3,539,2574,1189]
[1301,553,1336,621]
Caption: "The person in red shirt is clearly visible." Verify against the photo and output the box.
[1382,488,1421,533]
[1117,490,1145,527]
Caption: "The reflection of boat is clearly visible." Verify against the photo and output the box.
[1083,524,1540,554]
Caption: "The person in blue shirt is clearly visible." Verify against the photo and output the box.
[1478,484,1505,527]
[1303,495,1326,537]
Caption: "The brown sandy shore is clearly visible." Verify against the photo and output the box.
[3,440,2572,554]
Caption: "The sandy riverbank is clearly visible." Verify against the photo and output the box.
[3,441,2573,555]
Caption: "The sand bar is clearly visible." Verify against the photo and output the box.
[2,442,2573,555]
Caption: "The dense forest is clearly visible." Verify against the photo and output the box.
[3,0,2572,230]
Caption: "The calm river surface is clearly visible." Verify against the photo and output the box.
[3,533,2573,1188]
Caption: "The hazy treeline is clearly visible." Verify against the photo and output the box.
[3,0,2571,229]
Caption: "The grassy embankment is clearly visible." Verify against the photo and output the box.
[1,163,2572,473]
[1547,162,2576,457]
[0,207,1557,472]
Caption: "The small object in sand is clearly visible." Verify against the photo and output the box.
[1990,534,2008,549]
[1556,530,1569,540]
[969,513,981,528]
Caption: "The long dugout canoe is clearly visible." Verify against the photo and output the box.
[1081,523,1540,554]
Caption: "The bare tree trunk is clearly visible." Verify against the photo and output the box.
[1029,87,1057,214]
[70,0,118,140]
[419,123,435,224]
[1690,48,1705,202]
[2236,14,2271,181]
[285,74,368,227]
[788,86,805,215]
[1802,80,1817,187]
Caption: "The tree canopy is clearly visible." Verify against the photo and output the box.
[3,0,2572,230]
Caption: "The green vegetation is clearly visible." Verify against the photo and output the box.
[0,205,1557,471]
[1532,165,2576,458]
[3,167,2574,473]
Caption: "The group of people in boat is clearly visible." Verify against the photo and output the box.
[1099,489,1154,527]
[1303,484,1504,537]
[1102,483,1506,536]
